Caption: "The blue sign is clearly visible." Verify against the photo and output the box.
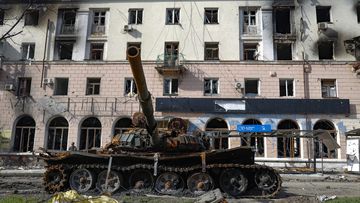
[237,124,272,133]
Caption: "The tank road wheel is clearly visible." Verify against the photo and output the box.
[155,172,185,195]
[187,172,214,195]
[44,165,67,193]
[69,168,95,193]
[129,169,154,191]
[219,168,248,197]
[254,169,280,195]
[96,170,123,194]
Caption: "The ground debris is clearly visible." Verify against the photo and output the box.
[317,195,337,202]
[195,189,225,203]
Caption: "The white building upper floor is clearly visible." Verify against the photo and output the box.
[0,0,359,62]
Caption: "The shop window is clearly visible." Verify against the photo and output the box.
[114,118,132,135]
[321,79,337,98]
[313,120,337,159]
[205,117,228,150]
[86,78,101,95]
[245,79,259,96]
[279,79,294,97]
[204,8,218,24]
[47,117,68,151]
[24,10,39,26]
[163,78,178,96]
[316,6,331,23]
[54,78,69,96]
[277,119,300,158]
[204,42,219,60]
[242,119,264,157]
[166,8,180,24]
[79,117,101,150]
[13,116,35,152]
[129,9,143,25]
[204,78,219,95]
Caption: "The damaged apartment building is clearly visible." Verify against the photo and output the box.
[0,0,360,170]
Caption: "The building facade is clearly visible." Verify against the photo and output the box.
[0,0,360,169]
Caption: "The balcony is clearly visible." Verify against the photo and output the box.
[155,53,186,75]
[91,25,105,35]
[56,24,77,40]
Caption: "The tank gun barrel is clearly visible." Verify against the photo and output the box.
[127,46,159,145]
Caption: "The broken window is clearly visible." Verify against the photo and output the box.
[164,42,179,67]
[245,79,259,96]
[163,78,178,95]
[114,118,132,135]
[318,41,334,60]
[279,79,294,97]
[21,43,35,60]
[90,43,104,60]
[92,10,106,34]
[24,10,39,26]
[204,8,218,24]
[275,8,291,34]
[79,117,101,150]
[241,119,264,157]
[205,117,228,150]
[129,9,143,25]
[204,78,219,95]
[204,42,219,60]
[124,78,137,96]
[13,116,35,152]
[166,8,180,25]
[0,9,4,25]
[243,44,258,60]
[276,43,292,60]
[47,117,68,151]
[243,9,257,34]
[86,78,101,95]
[321,79,337,98]
[54,78,69,96]
[57,41,73,60]
[277,119,300,158]
[313,120,337,159]
[17,77,31,97]
[126,42,141,59]
[316,6,331,23]
[357,5,360,23]
[60,9,76,34]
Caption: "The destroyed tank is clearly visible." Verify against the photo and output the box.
[40,46,282,198]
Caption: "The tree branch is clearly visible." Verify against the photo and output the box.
[3,30,23,39]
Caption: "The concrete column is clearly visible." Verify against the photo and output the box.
[261,9,274,61]
[73,11,89,61]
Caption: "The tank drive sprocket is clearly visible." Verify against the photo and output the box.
[43,164,68,193]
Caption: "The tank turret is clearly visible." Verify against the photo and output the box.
[127,46,160,146]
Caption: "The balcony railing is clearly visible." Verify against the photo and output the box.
[91,25,105,35]
[155,53,186,75]
[243,25,259,35]
[60,24,75,35]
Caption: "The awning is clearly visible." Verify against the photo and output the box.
[272,1,295,7]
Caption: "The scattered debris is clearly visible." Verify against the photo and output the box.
[317,195,337,202]
[195,189,225,203]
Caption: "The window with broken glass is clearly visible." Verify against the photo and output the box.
[164,42,179,67]
[245,79,259,96]
[279,79,294,97]
[163,78,178,96]
[204,78,219,95]
[24,10,39,26]
[357,5,360,23]
[243,44,258,60]
[90,43,104,60]
[47,117,68,151]
[276,43,292,60]
[316,6,331,23]
[80,117,101,150]
[57,41,73,60]
[60,9,76,34]
[13,116,35,152]
[204,43,219,60]
[321,79,337,98]
[86,78,101,95]
[204,8,218,24]
[0,9,4,25]
[17,77,32,97]
[243,9,257,34]
[275,8,291,34]
[124,78,137,96]
[21,43,35,60]
[318,41,333,60]
[129,9,143,24]
[166,8,180,25]
[92,10,106,34]
[54,78,69,96]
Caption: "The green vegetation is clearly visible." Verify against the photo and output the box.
[0,195,39,203]
[327,197,360,203]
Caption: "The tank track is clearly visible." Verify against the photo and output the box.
[44,163,282,199]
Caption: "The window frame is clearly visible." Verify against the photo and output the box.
[163,78,179,96]
[321,79,337,98]
[243,43,258,60]
[204,42,219,60]
[0,9,4,25]
[86,78,101,95]
[128,8,143,25]
[90,43,104,60]
[166,8,180,25]
[279,79,294,97]
[54,78,69,96]
[276,42,293,60]
[91,10,107,35]
[316,6,331,23]
[21,43,35,60]
[17,77,32,97]
[124,77,137,96]
[57,41,74,60]
[204,78,219,96]
[204,8,219,24]
[318,41,334,60]
[24,9,39,26]
[244,78,260,96]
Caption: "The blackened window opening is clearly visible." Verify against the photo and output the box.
[275,9,291,34]
[25,10,39,26]
[276,43,292,60]
[54,78,69,96]
[316,6,331,23]
[318,42,333,60]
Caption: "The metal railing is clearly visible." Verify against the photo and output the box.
[156,53,186,68]
[91,25,105,35]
